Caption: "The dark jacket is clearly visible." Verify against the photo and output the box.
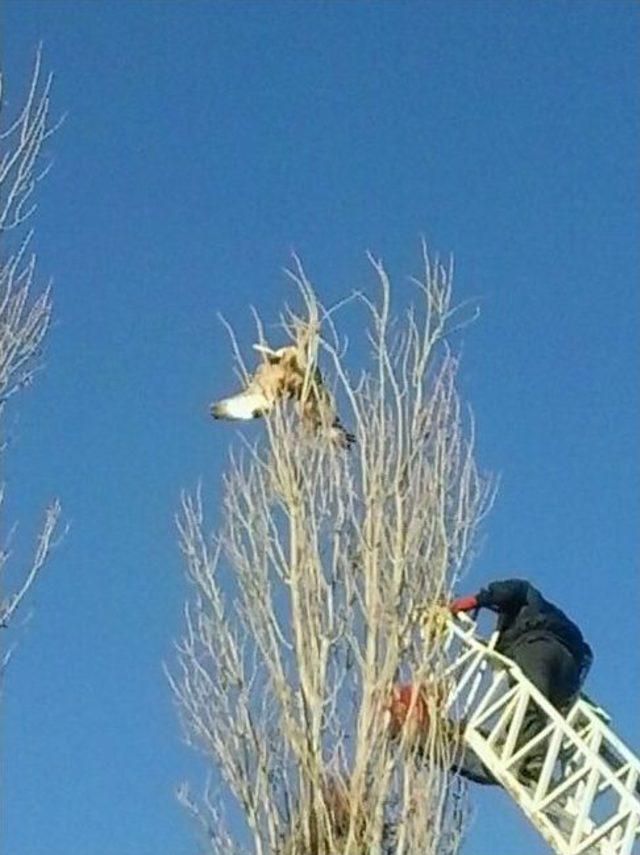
[476,579,593,678]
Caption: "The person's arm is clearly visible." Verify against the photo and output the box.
[450,579,533,615]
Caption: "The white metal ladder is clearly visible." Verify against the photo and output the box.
[438,613,640,854]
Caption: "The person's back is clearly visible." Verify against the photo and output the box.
[473,579,593,680]
[450,577,594,785]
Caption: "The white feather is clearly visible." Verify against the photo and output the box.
[213,391,272,420]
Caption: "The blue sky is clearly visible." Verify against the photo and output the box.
[1,2,638,854]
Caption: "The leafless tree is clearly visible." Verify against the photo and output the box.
[170,247,495,853]
[0,48,62,674]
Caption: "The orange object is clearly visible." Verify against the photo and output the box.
[387,683,430,737]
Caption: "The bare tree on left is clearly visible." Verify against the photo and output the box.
[0,47,62,675]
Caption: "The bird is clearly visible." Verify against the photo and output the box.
[210,341,354,447]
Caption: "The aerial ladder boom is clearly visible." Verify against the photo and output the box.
[431,612,640,855]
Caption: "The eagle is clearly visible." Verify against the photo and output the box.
[210,342,354,447]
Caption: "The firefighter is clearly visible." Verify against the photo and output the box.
[449,578,593,784]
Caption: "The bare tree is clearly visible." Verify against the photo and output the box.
[170,247,495,853]
[0,48,62,673]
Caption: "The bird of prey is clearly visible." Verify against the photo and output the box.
[210,342,354,447]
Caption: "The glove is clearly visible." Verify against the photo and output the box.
[449,594,478,615]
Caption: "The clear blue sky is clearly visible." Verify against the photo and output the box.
[2,2,638,854]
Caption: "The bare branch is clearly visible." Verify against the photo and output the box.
[0,49,62,662]
[174,246,495,853]
[0,44,56,234]
[0,499,62,628]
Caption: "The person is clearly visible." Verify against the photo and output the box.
[449,578,593,785]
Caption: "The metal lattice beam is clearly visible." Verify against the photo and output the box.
[436,614,640,855]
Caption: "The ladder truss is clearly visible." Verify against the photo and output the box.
[437,614,640,855]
